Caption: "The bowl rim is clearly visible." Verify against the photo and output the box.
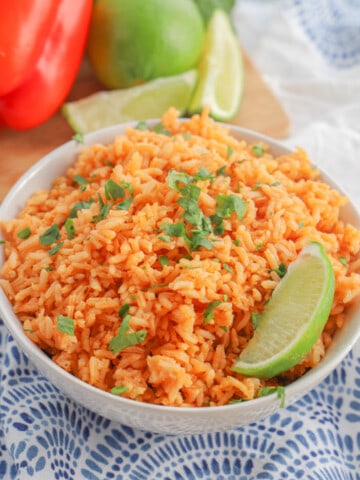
[0,120,359,418]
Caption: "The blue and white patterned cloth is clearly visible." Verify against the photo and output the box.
[1,316,360,479]
[2,0,360,478]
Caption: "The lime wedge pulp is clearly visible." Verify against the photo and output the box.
[63,69,198,133]
[232,242,335,379]
[188,9,244,121]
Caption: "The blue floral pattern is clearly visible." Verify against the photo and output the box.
[287,0,360,68]
[1,315,359,480]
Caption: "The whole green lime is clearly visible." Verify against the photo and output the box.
[87,0,205,89]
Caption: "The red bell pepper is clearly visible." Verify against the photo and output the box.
[0,0,92,130]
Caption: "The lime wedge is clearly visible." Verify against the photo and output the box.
[63,70,198,133]
[232,242,335,379]
[187,9,244,121]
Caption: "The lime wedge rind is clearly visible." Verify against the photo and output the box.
[232,242,335,379]
[63,69,198,134]
[188,9,244,121]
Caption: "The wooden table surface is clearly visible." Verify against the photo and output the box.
[0,53,290,202]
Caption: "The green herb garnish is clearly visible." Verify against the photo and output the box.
[223,263,233,273]
[118,303,130,319]
[215,194,247,219]
[153,122,171,136]
[339,256,348,267]
[109,315,147,354]
[48,242,64,255]
[251,312,262,329]
[57,315,74,335]
[159,255,169,267]
[17,227,31,240]
[111,385,129,395]
[64,218,75,240]
[203,300,222,324]
[259,386,285,408]
[227,145,234,158]
[271,262,287,278]
[73,175,89,188]
[104,179,126,201]
[69,199,95,218]
[252,144,264,157]
[135,120,148,130]
[72,132,84,144]
[39,224,60,246]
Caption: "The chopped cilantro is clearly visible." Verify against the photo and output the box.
[216,165,228,176]
[57,315,74,335]
[118,303,130,319]
[73,175,89,188]
[255,243,263,251]
[109,315,147,354]
[252,144,264,157]
[153,122,171,136]
[193,166,215,182]
[69,199,95,218]
[115,197,133,211]
[223,263,233,273]
[48,242,64,255]
[44,266,54,271]
[251,312,262,329]
[271,181,281,187]
[135,120,148,130]
[158,234,171,243]
[104,159,115,167]
[233,239,240,246]
[298,221,305,229]
[178,184,202,226]
[91,193,112,222]
[220,325,228,332]
[0,240,5,244]
[259,386,285,408]
[104,179,126,201]
[339,256,348,267]
[203,300,222,324]
[227,145,234,158]
[271,262,287,278]
[167,169,193,191]
[72,132,84,143]
[17,227,31,240]
[39,224,60,246]
[182,133,192,140]
[159,255,169,267]
[64,218,75,240]
[210,214,225,235]
[216,194,247,219]
[228,398,245,404]
[111,385,128,395]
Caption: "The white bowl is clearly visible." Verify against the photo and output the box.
[1,122,359,435]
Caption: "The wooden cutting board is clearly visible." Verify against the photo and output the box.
[0,52,289,202]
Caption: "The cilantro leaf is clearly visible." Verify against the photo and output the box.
[69,199,95,218]
[109,323,147,354]
[167,169,193,191]
[251,312,262,329]
[48,242,64,255]
[57,315,74,335]
[73,175,89,187]
[17,227,31,240]
[259,386,286,408]
[203,300,222,324]
[135,120,148,130]
[271,262,287,278]
[111,385,128,395]
[64,218,75,240]
[118,304,130,320]
[159,255,169,267]
[104,179,126,201]
[39,224,60,246]
[252,144,264,157]
[178,184,202,226]
[216,194,247,219]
